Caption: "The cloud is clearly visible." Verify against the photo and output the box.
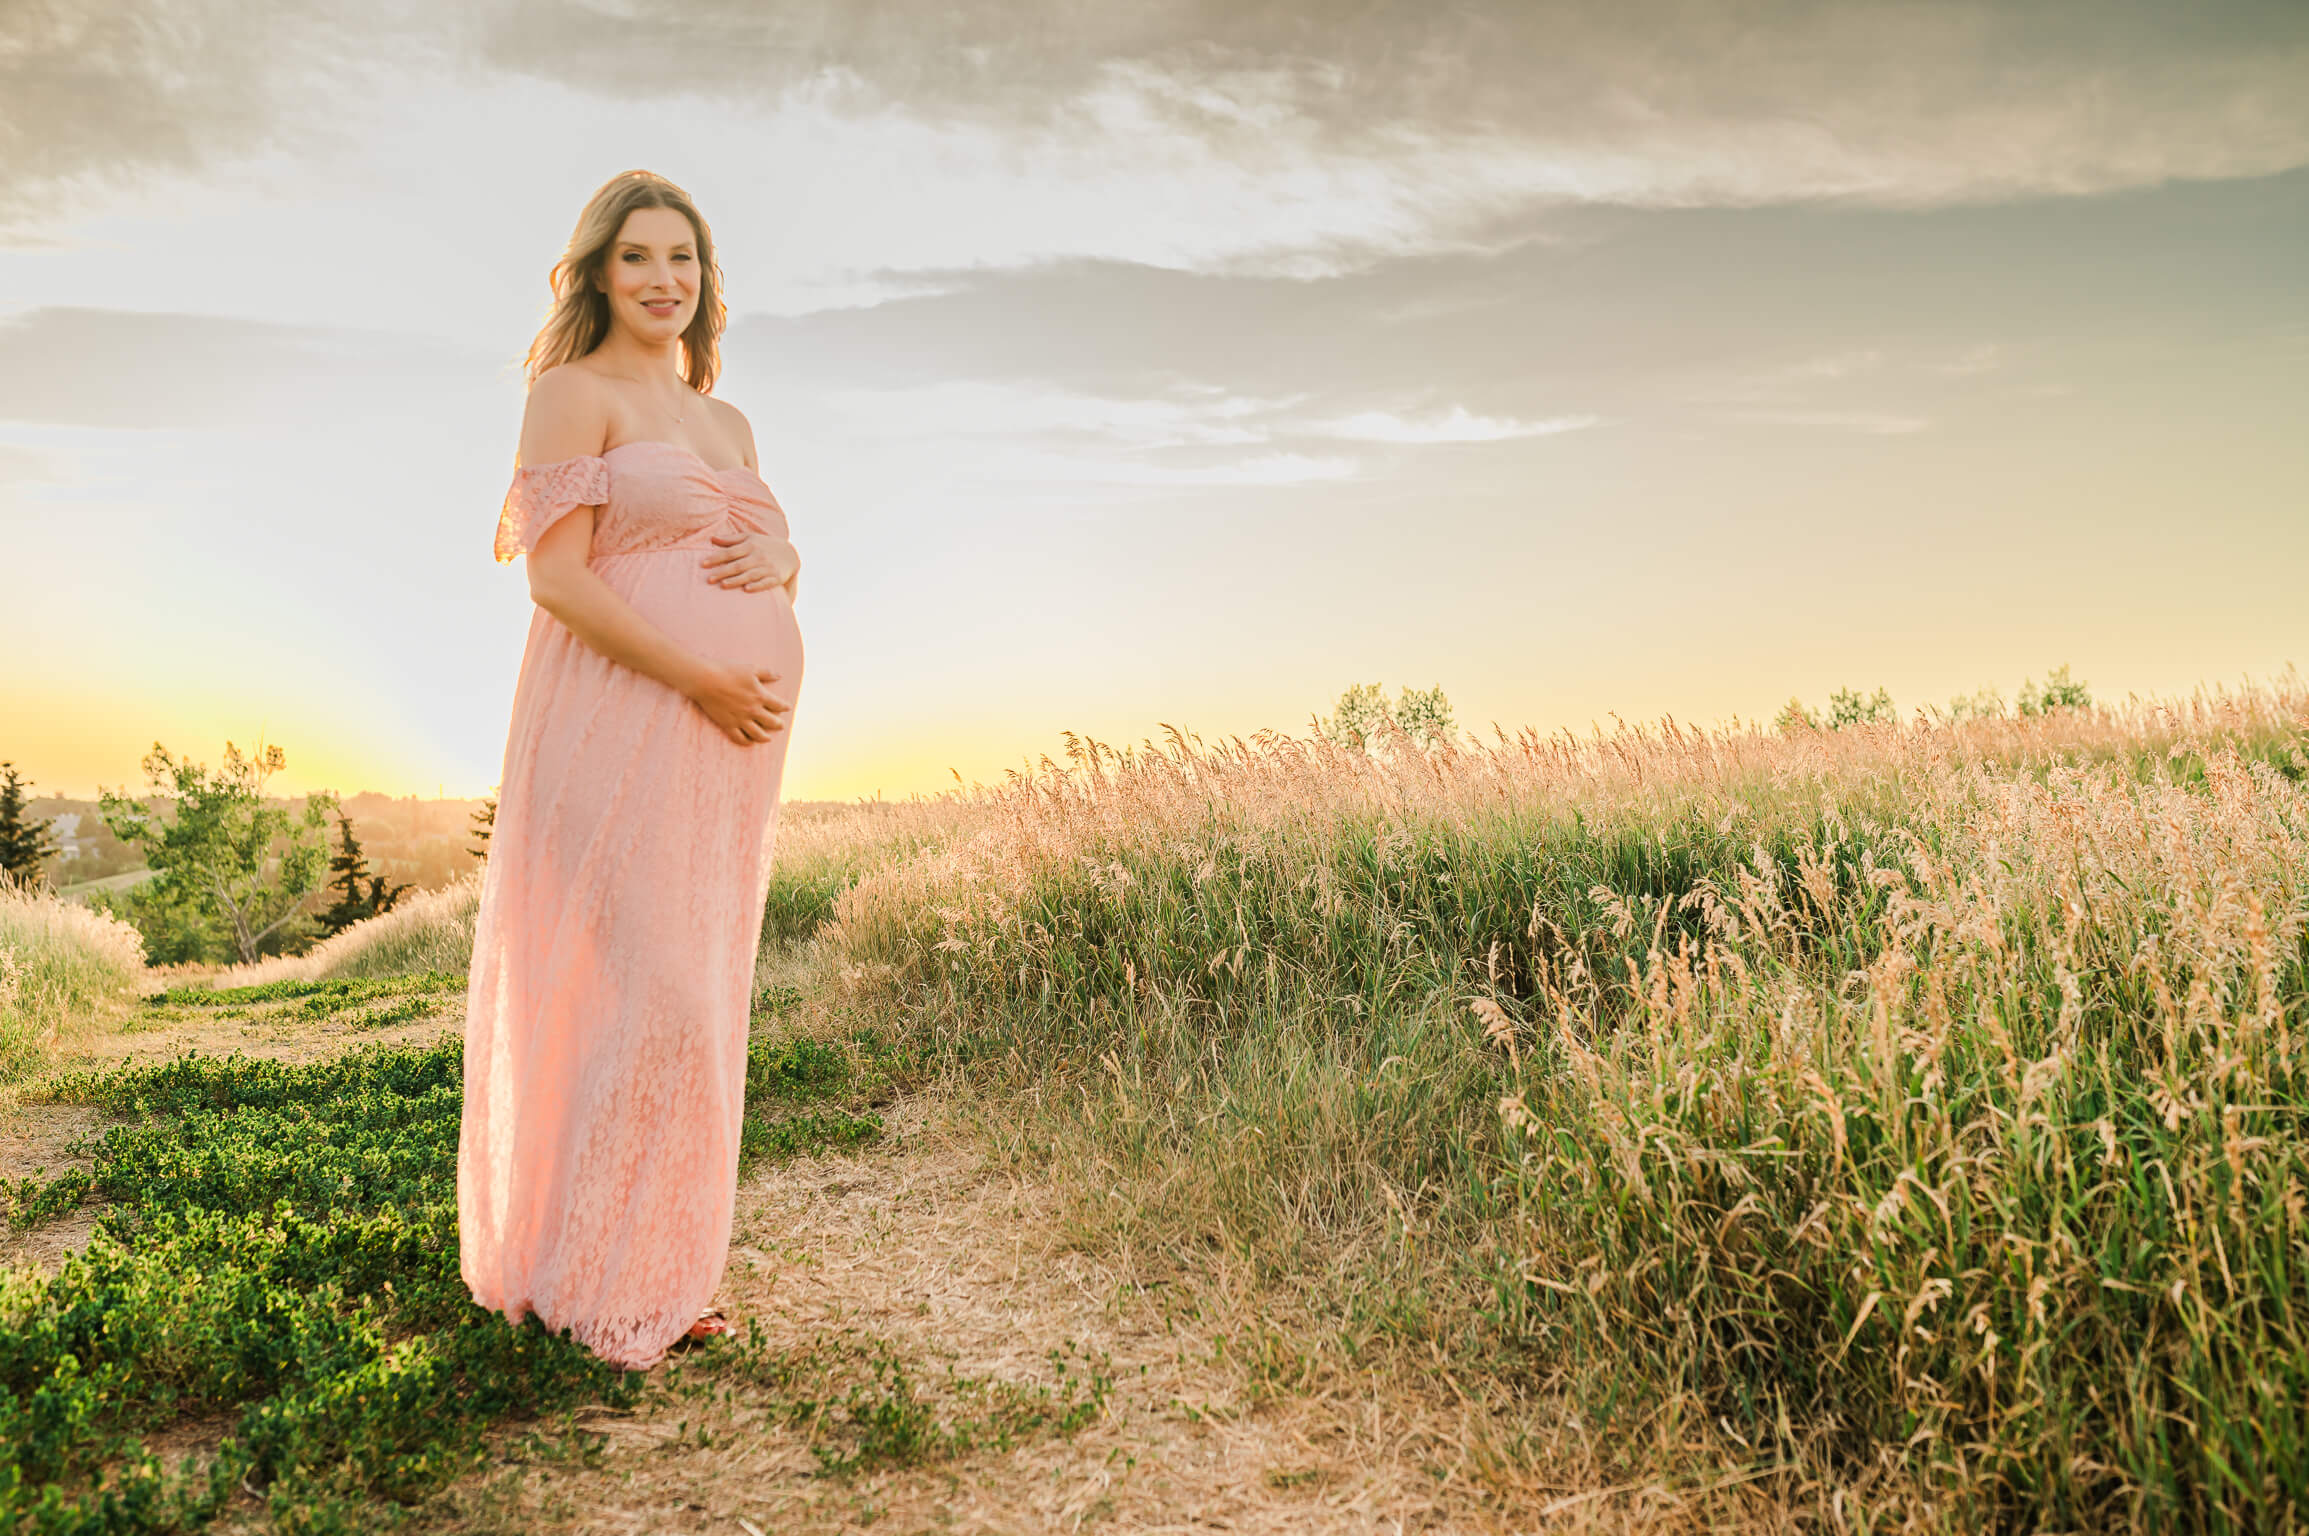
[1699,343,2016,436]
[0,0,391,225]
[804,379,1358,489]
[1936,344,2005,376]
[813,378,1596,487]
[1779,352,1886,383]
[720,157,2305,469]
[1011,450,1360,487]
[474,0,2309,213]
[1733,409,1931,436]
[0,440,64,485]
[824,379,1289,449]
[1312,407,1599,444]
[8,0,2307,267]
[796,375,1598,498]
[0,307,500,429]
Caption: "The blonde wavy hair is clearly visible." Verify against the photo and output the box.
[524,169,727,393]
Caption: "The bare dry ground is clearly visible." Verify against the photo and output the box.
[4,1001,1806,1534]
[412,1102,1808,1536]
[418,1103,1500,1535]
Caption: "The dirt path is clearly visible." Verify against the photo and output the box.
[420,1100,1521,1535]
[48,1003,458,1075]
[1,1007,1640,1534]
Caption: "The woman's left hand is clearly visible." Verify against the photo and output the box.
[702,529,801,595]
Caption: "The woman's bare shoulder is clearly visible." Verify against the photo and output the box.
[519,363,613,467]
[705,394,761,468]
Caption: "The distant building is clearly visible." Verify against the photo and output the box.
[48,812,84,860]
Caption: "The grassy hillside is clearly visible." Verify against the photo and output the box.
[6,684,2303,1530]
[30,793,492,900]
[819,680,2309,1531]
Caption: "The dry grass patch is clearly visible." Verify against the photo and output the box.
[0,872,146,1080]
[422,1099,1811,1535]
[805,678,2309,1530]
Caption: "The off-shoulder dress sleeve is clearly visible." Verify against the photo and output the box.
[494,455,610,563]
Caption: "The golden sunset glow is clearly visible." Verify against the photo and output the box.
[3,4,2304,803]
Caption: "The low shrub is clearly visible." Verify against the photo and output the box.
[0,1041,637,1533]
[1,1000,902,1532]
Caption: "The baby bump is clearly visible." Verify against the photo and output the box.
[595,550,804,686]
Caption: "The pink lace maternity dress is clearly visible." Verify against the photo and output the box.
[459,438,803,1370]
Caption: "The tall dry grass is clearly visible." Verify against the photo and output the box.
[754,799,952,950]
[209,871,486,989]
[0,871,146,1080]
[821,677,2309,1530]
[200,800,930,993]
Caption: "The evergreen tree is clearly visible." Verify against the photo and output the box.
[0,762,60,888]
[468,793,496,861]
[317,812,412,937]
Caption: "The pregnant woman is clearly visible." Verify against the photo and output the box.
[459,170,805,1370]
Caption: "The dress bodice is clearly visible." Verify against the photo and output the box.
[494,439,789,563]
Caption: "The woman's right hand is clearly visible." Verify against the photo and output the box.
[687,661,791,745]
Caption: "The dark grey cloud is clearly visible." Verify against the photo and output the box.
[477,0,2309,202]
[0,307,501,427]
[718,161,2309,474]
[475,0,2309,125]
[5,0,2307,236]
[0,0,384,223]
[6,162,2300,451]
[733,165,2309,407]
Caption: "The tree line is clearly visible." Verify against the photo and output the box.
[1,746,498,967]
[6,669,2088,965]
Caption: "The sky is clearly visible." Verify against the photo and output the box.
[2,0,2305,803]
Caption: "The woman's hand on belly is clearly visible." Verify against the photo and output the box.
[687,661,793,745]
[702,529,800,598]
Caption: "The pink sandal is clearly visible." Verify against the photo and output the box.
[682,1307,732,1342]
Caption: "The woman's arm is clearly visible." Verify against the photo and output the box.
[518,370,792,744]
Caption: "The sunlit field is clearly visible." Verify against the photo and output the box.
[812,677,2309,1530]
[4,677,2304,1530]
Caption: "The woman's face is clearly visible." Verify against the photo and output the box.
[596,205,700,344]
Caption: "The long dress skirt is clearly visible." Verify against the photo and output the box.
[458,445,803,1370]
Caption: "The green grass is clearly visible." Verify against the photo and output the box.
[0,1041,635,1534]
[759,860,861,951]
[0,1011,900,1534]
[147,971,468,1014]
[118,972,471,1042]
[681,1328,1111,1478]
[737,1028,894,1173]
[831,707,2309,1531]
